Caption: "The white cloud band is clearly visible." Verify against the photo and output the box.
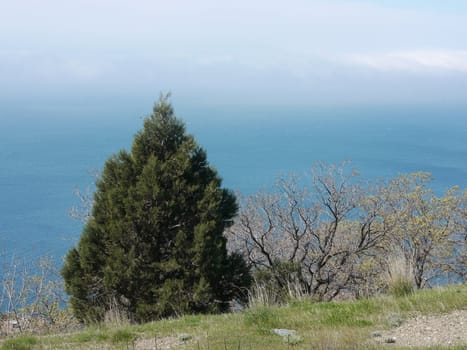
[346,50,467,72]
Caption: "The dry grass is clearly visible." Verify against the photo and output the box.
[385,253,415,297]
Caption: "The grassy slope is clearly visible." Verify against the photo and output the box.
[2,284,466,350]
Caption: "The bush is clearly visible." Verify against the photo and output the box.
[62,95,251,322]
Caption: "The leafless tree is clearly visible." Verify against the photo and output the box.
[1,254,29,333]
[227,162,391,301]
[0,253,74,334]
[69,169,99,223]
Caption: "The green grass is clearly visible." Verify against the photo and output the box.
[0,335,38,350]
[110,328,137,344]
[1,284,465,349]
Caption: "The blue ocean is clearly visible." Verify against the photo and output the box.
[1,103,466,262]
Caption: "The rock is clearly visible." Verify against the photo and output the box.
[272,328,297,337]
[272,329,302,345]
[384,337,396,344]
[178,333,192,342]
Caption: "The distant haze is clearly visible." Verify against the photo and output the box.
[1,0,467,109]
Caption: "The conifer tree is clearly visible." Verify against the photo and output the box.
[62,95,251,322]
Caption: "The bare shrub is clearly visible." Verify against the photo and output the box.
[69,169,99,224]
[0,253,77,335]
[227,163,467,301]
[227,162,390,301]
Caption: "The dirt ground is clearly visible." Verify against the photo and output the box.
[373,310,467,347]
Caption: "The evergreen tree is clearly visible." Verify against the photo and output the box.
[62,96,251,322]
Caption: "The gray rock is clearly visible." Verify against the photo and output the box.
[272,328,297,337]
[178,333,192,342]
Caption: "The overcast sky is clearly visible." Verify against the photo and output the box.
[1,0,467,107]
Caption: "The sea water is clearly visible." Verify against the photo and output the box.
[0,103,466,262]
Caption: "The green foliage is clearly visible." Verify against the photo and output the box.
[0,335,38,350]
[62,95,251,323]
[385,172,462,289]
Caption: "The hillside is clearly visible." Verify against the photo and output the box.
[1,284,466,350]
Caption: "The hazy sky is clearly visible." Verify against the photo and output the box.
[1,0,467,107]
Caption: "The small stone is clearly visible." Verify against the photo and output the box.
[178,333,191,342]
[371,331,382,338]
[272,328,297,337]
[384,337,396,344]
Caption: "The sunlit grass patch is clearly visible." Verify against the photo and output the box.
[0,335,38,350]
